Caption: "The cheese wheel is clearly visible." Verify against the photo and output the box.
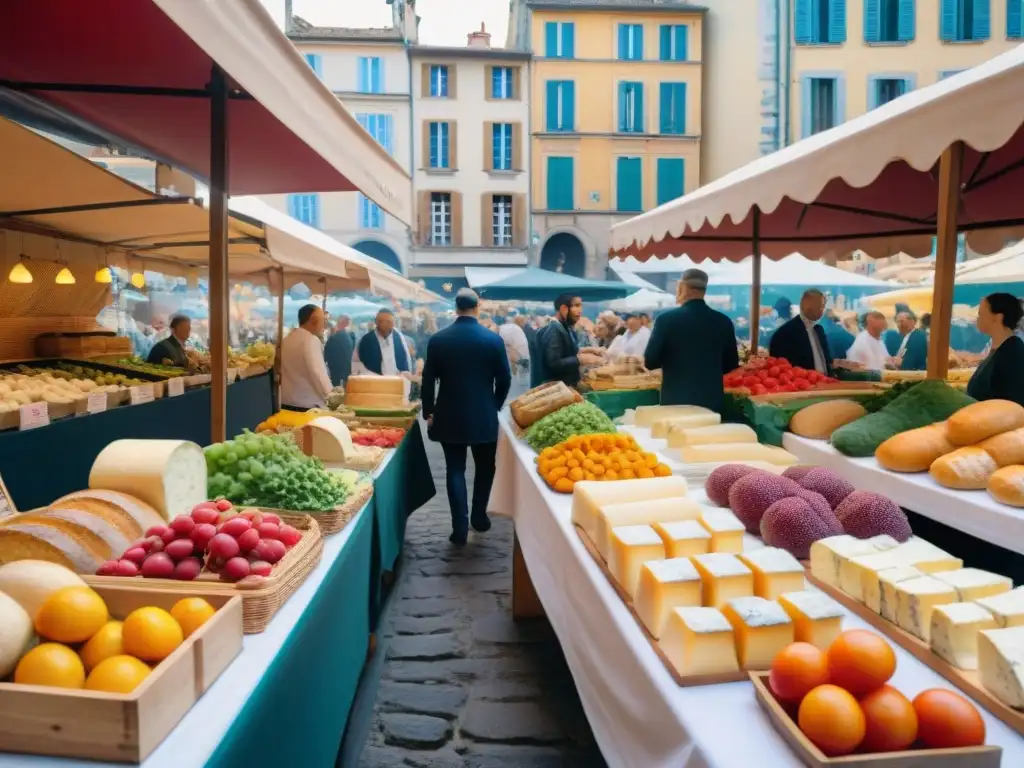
[671,423,757,446]
[875,423,956,473]
[676,443,798,466]
[89,439,207,520]
[345,375,405,395]
[345,392,407,409]
[0,524,105,573]
[978,427,1024,467]
[16,509,129,562]
[930,446,998,490]
[570,476,688,541]
[654,413,720,439]
[947,399,1024,446]
[635,405,712,428]
[988,465,1024,507]
[48,490,164,540]
[789,399,867,440]
[299,417,356,462]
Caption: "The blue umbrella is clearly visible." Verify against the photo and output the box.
[475,267,636,302]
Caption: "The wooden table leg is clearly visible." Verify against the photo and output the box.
[512,530,545,620]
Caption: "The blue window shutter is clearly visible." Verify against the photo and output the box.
[546,81,559,130]
[547,157,574,210]
[1011,0,1024,37]
[866,76,879,109]
[563,23,575,58]
[940,0,957,39]
[898,0,916,40]
[616,158,643,212]
[545,22,558,55]
[676,25,688,60]
[659,25,671,60]
[800,76,812,138]
[442,123,450,167]
[375,58,384,92]
[656,158,685,205]
[384,115,394,155]
[974,0,991,39]
[795,0,813,42]
[618,82,628,131]
[674,83,686,133]
[836,75,847,125]
[287,194,298,219]
[658,83,672,133]
[618,24,629,58]
[830,0,848,42]
[634,25,644,59]
[564,81,575,130]
[429,123,437,166]
[633,83,644,132]
[864,0,880,41]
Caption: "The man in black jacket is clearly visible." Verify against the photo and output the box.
[539,293,602,388]
[768,289,832,375]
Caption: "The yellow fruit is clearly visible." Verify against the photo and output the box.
[170,598,216,639]
[85,655,150,694]
[80,620,124,672]
[122,607,183,662]
[34,586,109,644]
[14,643,85,689]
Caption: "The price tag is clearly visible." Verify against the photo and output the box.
[130,384,155,405]
[167,377,185,397]
[227,368,239,384]
[0,475,14,520]
[19,402,49,431]
[86,392,107,414]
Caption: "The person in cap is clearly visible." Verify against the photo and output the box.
[422,288,512,546]
[645,269,739,411]
[768,289,833,375]
[146,313,191,368]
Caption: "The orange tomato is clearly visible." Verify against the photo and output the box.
[568,467,584,481]
[605,470,619,481]
[592,464,606,476]
[553,477,575,493]
[912,689,985,749]
[644,453,659,468]
[654,464,672,477]
[798,684,866,756]
[827,630,895,696]
[620,469,636,480]
[859,685,918,753]
[549,466,569,480]
[769,643,830,704]
[638,467,655,478]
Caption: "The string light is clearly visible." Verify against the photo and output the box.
[95,267,113,284]
[8,261,33,284]
[55,267,76,285]
[130,272,146,289]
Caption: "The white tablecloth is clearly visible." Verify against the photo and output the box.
[783,434,1024,556]
[492,415,1024,768]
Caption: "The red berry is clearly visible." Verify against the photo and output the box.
[140,552,175,579]
[191,522,217,550]
[216,499,233,512]
[191,507,220,525]
[261,513,281,525]
[169,515,195,536]
[115,559,140,577]
[121,547,147,564]
[257,522,281,540]
[164,538,196,561]
[147,536,165,553]
[249,560,273,577]
[96,560,119,576]
[262,539,287,564]
[237,528,261,552]
[277,524,301,548]
[209,533,240,560]
[172,557,202,581]
[160,528,178,545]
[219,517,252,538]
[221,557,251,582]
[145,524,170,539]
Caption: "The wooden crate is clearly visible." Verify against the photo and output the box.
[0,586,242,763]
[750,673,1001,767]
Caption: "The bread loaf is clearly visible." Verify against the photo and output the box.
[988,465,1024,507]
[510,382,580,428]
[13,509,129,562]
[789,399,867,440]
[929,447,998,490]
[875,423,956,473]
[978,427,1024,467]
[947,399,1024,446]
[48,490,164,539]
[0,524,106,573]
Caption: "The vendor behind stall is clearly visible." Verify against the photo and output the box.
[280,304,333,410]
[146,313,190,367]
[767,289,832,375]
[846,311,891,372]
[967,293,1024,407]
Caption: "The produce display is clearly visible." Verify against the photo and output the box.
[257,409,323,432]
[106,357,187,378]
[723,357,840,395]
[525,401,617,452]
[510,381,583,428]
[230,341,275,370]
[351,426,405,448]
[296,417,389,472]
[0,371,126,412]
[537,432,671,493]
[44,362,150,388]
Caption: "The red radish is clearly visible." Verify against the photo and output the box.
[122,547,147,564]
[206,556,224,573]
[249,560,272,577]
[191,523,217,550]
[261,512,281,525]
[115,559,140,577]
[218,509,238,523]
[240,510,258,520]
[257,522,281,540]
[159,527,178,545]
[220,517,252,538]
[221,557,251,581]
[131,538,155,553]
[164,538,196,561]
[277,524,301,548]
[191,507,220,525]
[216,499,233,512]
[96,560,119,576]
[236,528,260,552]
[169,515,195,536]
[173,557,202,581]
[253,539,275,562]
[209,533,240,559]
[147,536,165,553]
[141,552,175,579]
[146,524,170,538]
[262,539,287,564]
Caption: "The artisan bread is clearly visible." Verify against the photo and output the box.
[978,427,1024,467]
[987,465,1024,507]
[510,382,581,428]
[48,490,164,539]
[875,423,957,473]
[0,524,106,573]
[929,447,999,490]
[13,510,129,562]
[946,399,1024,446]
[89,439,207,520]
[789,399,867,440]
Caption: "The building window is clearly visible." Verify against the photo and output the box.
[618,82,644,133]
[868,76,913,109]
[618,24,644,60]
[616,157,643,213]
[429,65,449,97]
[656,158,685,205]
[940,0,991,41]
[795,0,847,45]
[1010,0,1024,38]
[865,0,915,43]
[430,193,452,245]
[356,113,394,155]
[428,122,450,168]
[940,69,966,79]
[659,25,688,61]
[357,57,383,93]
[544,21,575,58]
[801,76,844,137]
[359,194,383,229]
[287,194,320,228]
[545,80,575,131]
[492,66,514,98]
[304,53,323,77]
[546,157,574,211]
[492,195,513,246]
[658,83,686,134]
[492,123,513,170]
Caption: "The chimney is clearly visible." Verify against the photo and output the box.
[467,22,491,49]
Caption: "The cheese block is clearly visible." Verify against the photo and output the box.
[299,417,356,462]
[738,547,805,600]
[987,465,1024,507]
[652,413,721,439]
[930,447,998,490]
[653,520,711,557]
[669,424,757,446]
[15,510,129,563]
[976,586,1024,627]
[89,439,207,520]
[345,375,406,396]
[870,565,925,621]
[946,399,1024,446]
[875,423,957,473]
[697,509,745,553]
[344,392,406,408]
[843,539,961,601]
[595,497,702,559]
[933,568,1013,602]
[978,626,1024,708]
[691,553,753,608]
[895,576,959,641]
[607,525,666,598]
[0,524,106,573]
[47,490,164,540]
[789,399,867,440]
[634,558,702,638]
[675,443,798,466]
[658,606,740,677]
[635,404,713,428]
[930,602,997,670]
[977,426,1024,467]
[570,477,688,542]
[722,596,794,670]
[778,591,844,650]
[809,534,900,589]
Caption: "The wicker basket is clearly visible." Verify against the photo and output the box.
[254,482,373,537]
[85,514,324,634]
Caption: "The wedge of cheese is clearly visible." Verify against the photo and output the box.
[635,404,713,428]
[570,477,688,542]
[976,586,1024,627]
[607,525,666,598]
[89,439,207,520]
[739,547,806,600]
[933,568,1013,602]
[930,602,997,670]
[651,413,721,439]
[722,597,794,670]
[697,509,745,553]
[596,497,702,559]
[659,607,739,678]
[870,565,925,621]
[674,442,799,465]
[778,591,844,650]
[843,538,961,602]
[978,626,1024,708]
[634,558,702,639]
[346,375,405,395]
[692,553,753,608]
[670,423,758,446]
[653,520,711,558]
[299,417,356,462]
[810,535,899,589]
[895,576,959,641]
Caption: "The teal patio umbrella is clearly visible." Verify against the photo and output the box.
[474,267,636,302]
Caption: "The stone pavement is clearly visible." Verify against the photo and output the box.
[357,425,607,768]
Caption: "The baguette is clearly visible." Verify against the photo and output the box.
[947,399,1024,445]
[977,426,1024,467]
[875,423,956,473]
[929,446,998,490]
[988,465,1024,506]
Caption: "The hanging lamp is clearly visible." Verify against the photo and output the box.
[95,267,113,284]
[8,261,33,284]
[130,272,146,289]
[55,267,76,285]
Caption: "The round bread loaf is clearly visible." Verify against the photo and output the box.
[789,399,867,440]
[0,524,104,573]
[947,399,1024,446]
[49,489,165,539]
[875,423,956,473]
[930,446,998,490]
[15,509,129,562]
[988,465,1024,507]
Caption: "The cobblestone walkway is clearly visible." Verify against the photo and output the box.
[357,429,606,767]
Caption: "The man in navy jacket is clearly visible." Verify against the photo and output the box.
[768,289,833,375]
[422,289,512,545]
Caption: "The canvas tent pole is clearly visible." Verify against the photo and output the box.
[209,64,230,443]
[927,142,964,381]
[749,208,762,352]
[274,266,285,411]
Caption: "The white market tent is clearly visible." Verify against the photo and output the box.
[610,254,893,288]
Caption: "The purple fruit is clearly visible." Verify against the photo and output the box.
[706,464,765,507]
[728,472,803,533]
[760,497,845,559]
[835,490,912,542]
[797,467,855,510]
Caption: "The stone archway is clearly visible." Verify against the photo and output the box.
[352,240,402,273]
[539,232,586,278]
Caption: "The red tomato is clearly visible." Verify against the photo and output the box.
[779,384,796,392]
[795,379,812,390]
[779,371,794,383]
[743,376,758,387]
[756,370,769,380]
[752,384,768,395]
[768,366,781,377]
[806,371,820,383]
[763,377,779,388]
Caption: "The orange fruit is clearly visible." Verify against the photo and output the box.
[14,643,85,689]
[769,643,830,704]
[827,630,895,696]
[913,689,985,748]
[122,607,183,663]
[85,655,151,694]
[80,620,125,672]
[170,598,216,639]
[34,586,109,644]
[859,685,918,753]
[798,684,866,756]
